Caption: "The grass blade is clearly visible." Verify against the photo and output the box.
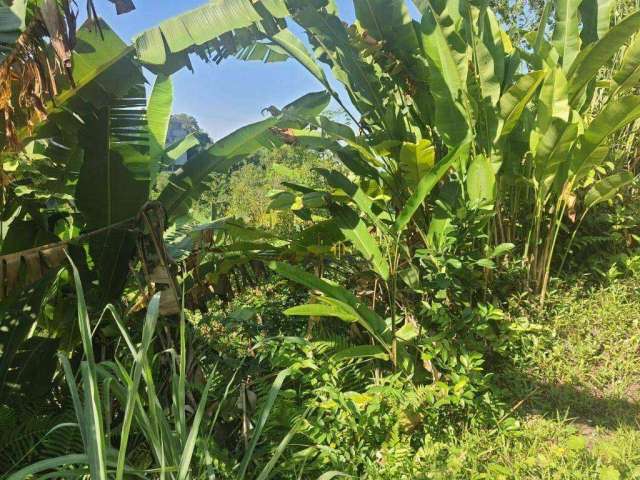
[80,362,108,480]
[58,353,87,447]
[178,364,217,480]
[255,423,300,480]
[178,305,187,445]
[67,254,108,480]
[6,455,91,480]
[237,368,291,479]
[115,293,160,480]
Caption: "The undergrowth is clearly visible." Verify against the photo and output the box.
[190,267,640,479]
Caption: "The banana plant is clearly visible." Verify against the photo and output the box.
[503,2,640,302]
[1,9,332,299]
[126,0,640,380]
[0,0,137,148]
[0,10,332,406]
[135,0,640,307]
[269,140,472,375]
[118,4,485,348]
[129,7,507,303]
[0,19,149,404]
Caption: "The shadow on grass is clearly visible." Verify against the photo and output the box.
[499,372,640,430]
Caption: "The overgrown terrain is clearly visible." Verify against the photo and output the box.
[0,0,639,479]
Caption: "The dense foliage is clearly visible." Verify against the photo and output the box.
[0,0,638,478]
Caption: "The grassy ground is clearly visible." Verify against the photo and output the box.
[418,277,640,479]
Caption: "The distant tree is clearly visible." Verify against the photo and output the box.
[193,145,342,232]
[168,114,213,148]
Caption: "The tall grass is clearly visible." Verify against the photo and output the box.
[6,260,291,480]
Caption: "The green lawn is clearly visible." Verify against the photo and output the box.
[415,278,640,479]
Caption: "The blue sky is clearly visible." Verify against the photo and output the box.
[95,0,364,140]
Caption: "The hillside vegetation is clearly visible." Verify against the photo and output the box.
[0,0,638,479]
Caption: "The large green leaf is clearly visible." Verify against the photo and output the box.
[69,21,138,93]
[579,0,614,44]
[236,41,289,63]
[499,70,546,137]
[584,172,635,210]
[395,140,470,232]
[399,139,436,187]
[75,87,150,301]
[467,154,495,203]
[611,33,640,96]
[164,133,201,166]
[336,0,420,129]
[285,303,358,322]
[331,204,390,280]
[475,7,507,107]
[269,262,390,348]
[147,74,174,182]
[534,116,579,198]
[20,20,143,143]
[319,169,387,233]
[570,95,640,180]
[534,67,570,144]
[353,0,420,65]
[133,0,288,69]
[552,0,582,71]
[533,1,554,53]
[411,0,428,14]
[0,0,26,54]
[419,4,470,146]
[568,10,640,105]
[526,33,561,70]
[292,5,386,126]
[426,181,459,248]
[270,29,327,85]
